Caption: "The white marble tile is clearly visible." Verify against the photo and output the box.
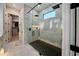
[3,40,39,56]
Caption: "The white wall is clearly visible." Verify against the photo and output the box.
[0,4,3,37]
[19,7,24,43]
[0,3,3,49]
[62,4,71,56]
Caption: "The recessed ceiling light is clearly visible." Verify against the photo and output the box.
[37,3,42,8]
[37,5,41,8]
[13,4,16,7]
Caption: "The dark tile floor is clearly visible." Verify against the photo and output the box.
[30,40,61,56]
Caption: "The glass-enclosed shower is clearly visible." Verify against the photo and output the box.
[24,3,62,56]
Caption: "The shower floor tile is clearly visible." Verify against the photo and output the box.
[30,40,61,56]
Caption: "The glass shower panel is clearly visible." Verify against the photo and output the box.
[39,6,62,48]
[24,13,32,43]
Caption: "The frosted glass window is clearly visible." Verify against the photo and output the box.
[44,11,56,19]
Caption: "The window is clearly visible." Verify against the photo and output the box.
[43,11,56,19]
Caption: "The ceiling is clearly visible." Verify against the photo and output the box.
[6,3,54,12]
[6,3,24,11]
[25,3,53,12]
